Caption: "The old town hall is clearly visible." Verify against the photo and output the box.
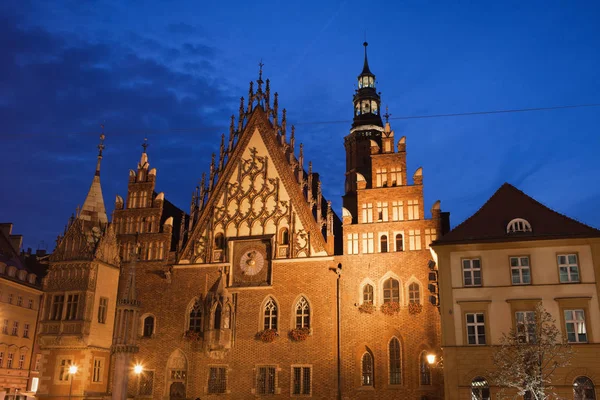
[36,43,447,399]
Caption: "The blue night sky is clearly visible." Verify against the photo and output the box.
[1,0,599,250]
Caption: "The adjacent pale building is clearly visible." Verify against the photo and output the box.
[431,183,600,399]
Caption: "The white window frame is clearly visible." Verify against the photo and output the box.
[390,167,402,186]
[510,256,531,285]
[375,169,388,188]
[565,309,587,343]
[408,230,421,251]
[466,312,486,345]
[558,254,580,283]
[424,228,437,249]
[391,201,404,221]
[362,233,374,254]
[462,258,482,287]
[362,203,373,223]
[407,200,419,220]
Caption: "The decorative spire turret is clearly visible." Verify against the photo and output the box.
[352,41,382,129]
[96,129,105,176]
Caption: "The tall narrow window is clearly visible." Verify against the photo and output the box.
[143,316,155,337]
[383,278,400,303]
[392,201,404,221]
[23,323,30,338]
[361,233,374,254]
[93,358,104,382]
[361,353,373,386]
[98,297,108,324]
[7,353,13,369]
[189,301,202,332]
[292,366,311,395]
[395,234,403,252]
[389,338,401,385]
[65,294,79,320]
[363,284,374,305]
[376,169,387,187]
[280,228,289,245]
[257,366,276,395]
[295,297,310,329]
[463,259,482,287]
[214,233,224,250]
[466,313,486,345]
[347,233,359,255]
[0,352,3,368]
[18,354,25,369]
[565,310,587,343]
[471,377,490,400]
[516,311,536,343]
[264,298,278,330]
[214,304,222,330]
[208,367,227,394]
[390,167,402,186]
[51,295,64,320]
[420,351,431,385]
[58,359,72,381]
[11,321,18,336]
[380,235,388,253]
[511,256,531,285]
[409,283,420,304]
[574,376,595,400]
[362,203,373,223]
[409,230,421,251]
[2,320,7,334]
[17,296,22,306]
[407,200,420,220]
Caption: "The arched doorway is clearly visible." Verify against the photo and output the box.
[169,382,185,399]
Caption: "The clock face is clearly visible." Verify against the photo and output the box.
[239,248,265,276]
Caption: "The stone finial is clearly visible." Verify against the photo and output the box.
[238,97,245,132]
[199,172,207,209]
[265,78,270,112]
[229,115,235,152]
[96,132,106,176]
[209,153,216,190]
[273,92,279,126]
[413,167,423,185]
[218,133,225,171]
[247,81,254,113]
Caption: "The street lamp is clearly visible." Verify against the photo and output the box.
[134,364,143,375]
[68,365,78,400]
[426,353,437,365]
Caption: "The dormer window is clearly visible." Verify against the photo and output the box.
[507,218,532,234]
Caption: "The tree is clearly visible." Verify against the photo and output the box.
[491,302,573,400]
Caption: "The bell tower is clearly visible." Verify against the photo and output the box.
[343,42,384,219]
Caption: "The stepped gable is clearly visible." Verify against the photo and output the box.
[179,65,336,262]
[436,182,600,244]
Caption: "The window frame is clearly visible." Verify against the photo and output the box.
[573,376,596,400]
[408,282,421,305]
[294,297,311,329]
[92,357,104,383]
[462,258,482,287]
[515,311,536,343]
[361,353,374,387]
[207,365,228,394]
[557,253,580,283]
[419,351,431,385]
[556,297,593,343]
[464,311,487,346]
[255,365,278,395]
[383,278,400,304]
[509,255,531,285]
[138,370,155,397]
[291,364,312,396]
[564,309,588,343]
[98,297,108,324]
[388,337,401,385]
[263,297,278,331]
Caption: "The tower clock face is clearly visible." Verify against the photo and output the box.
[239,248,265,276]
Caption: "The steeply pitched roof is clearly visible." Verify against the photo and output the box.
[79,174,108,224]
[434,183,600,245]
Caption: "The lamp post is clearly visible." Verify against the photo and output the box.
[68,365,78,400]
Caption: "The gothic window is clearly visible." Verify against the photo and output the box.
[471,377,490,400]
[389,338,401,385]
[395,234,404,252]
[143,316,155,337]
[280,228,289,245]
[409,283,420,304]
[574,376,596,400]
[361,352,374,386]
[363,284,374,305]
[506,218,532,234]
[264,298,278,330]
[214,304,222,330]
[295,297,310,329]
[383,278,400,303]
[380,235,388,253]
[189,300,202,332]
[420,351,431,385]
[214,233,224,250]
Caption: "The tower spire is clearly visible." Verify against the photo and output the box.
[96,126,105,176]
[80,131,108,224]
[361,41,373,75]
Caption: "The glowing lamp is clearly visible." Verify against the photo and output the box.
[68,365,78,374]
[134,364,143,374]
[426,354,436,365]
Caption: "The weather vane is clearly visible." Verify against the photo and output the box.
[98,123,106,156]
[142,137,149,153]
[383,105,391,123]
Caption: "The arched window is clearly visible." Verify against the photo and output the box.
[214,304,222,330]
[383,278,400,303]
[389,338,401,385]
[471,377,490,400]
[409,282,420,304]
[143,316,154,337]
[280,228,289,245]
[574,376,596,400]
[362,352,373,386]
[264,298,278,330]
[506,218,532,233]
[189,301,202,332]
[380,235,388,253]
[420,351,431,385]
[295,297,310,329]
[395,234,403,252]
[214,233,224,250]
[363,284,374,305]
